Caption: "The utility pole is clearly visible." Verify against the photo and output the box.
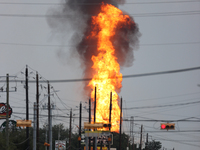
[146,133,148,150]
[69,109,72,150]
[139,125,143,150]
[79,102,82,150]
[36,72,39,150]
[93,87,97,150]
[119,97,123,150]
[130,116,134,150]
[25,66,30,150]
[6,74,9,150]
[47,82,53,150]
[89,98,91,150]
[108,91,112,150]
[33,102,37,150]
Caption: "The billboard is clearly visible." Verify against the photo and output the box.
[0,103,12,119]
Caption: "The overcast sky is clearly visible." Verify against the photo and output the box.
[0,0,200,149]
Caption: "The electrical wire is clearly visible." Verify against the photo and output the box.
[0,41,199,48]
[2,66,200,83]
[0,1,199,5]
[0,10,199,18]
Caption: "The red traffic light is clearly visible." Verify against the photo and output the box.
[160,123,175,130]
[161,124,166,129]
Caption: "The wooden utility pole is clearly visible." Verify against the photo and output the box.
[108,92,112,150]
[146,133,148,150]
[119,97,123,150]
[89,98,91,150]
[6,74,9,150]
[94,86,97,122]
[139,125,143,150]
[69,109,72,150]
[93,87,97,150]
[25,66,30,150]
[79,102,82,150]
[36,72,39,150]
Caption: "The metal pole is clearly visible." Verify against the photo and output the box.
[6,74,9,150]
[86,137,89,150]
[119,97,123,150]
[33,102,37,150]
[36,72,39,150]
[79,102,82,150]
[26,66,29,150]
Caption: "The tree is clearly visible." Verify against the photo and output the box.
[145,140,162,150]
[112,132,130,150]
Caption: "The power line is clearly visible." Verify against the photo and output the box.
[0,41,199,47]
[1,66,200,83]
[0,10,199,18]
[123,100,200,110]
[0,1,199,5]
[126,92,200,103]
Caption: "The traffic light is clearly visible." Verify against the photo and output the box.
[84,122,112,129]
[16,120,32,128]
[44,142,50,146]
[161,123,175,130]
[103,123,111,128]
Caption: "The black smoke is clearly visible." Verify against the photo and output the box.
[46,0,140,95]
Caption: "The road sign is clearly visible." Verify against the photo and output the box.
[55,140,66,150]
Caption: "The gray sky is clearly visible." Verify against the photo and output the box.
[0,0,200,149]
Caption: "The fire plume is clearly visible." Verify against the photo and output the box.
[88,3,135,132]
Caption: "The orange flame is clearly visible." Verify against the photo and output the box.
[88,3,134,132]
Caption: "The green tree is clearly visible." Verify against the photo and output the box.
[111,132,129,150]
[145,140,162,150]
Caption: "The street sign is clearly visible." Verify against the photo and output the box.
[55,140,66,150]
[0,103,12,119]
[82,132,113,145]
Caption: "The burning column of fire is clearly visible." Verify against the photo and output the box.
[88,3,136,132]
[47,0,140,133]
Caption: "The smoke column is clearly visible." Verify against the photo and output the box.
[47,0,140,96]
